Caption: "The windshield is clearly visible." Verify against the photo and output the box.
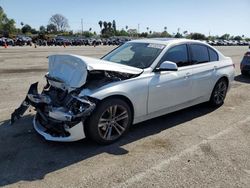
[102,42,165,69]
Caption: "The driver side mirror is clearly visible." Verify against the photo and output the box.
[155,61,178,72]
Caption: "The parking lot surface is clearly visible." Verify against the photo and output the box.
[0,46,249,188]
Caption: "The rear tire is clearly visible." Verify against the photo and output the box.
[209,78,228,107]
[86,98,132,145]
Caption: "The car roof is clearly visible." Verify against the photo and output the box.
[130,38,206,46]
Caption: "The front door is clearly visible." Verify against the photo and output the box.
[148,44,193,114]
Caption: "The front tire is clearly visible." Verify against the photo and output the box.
[209,78,228,107]
[86,98,132,144]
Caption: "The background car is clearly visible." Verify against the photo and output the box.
[240,49,250,76]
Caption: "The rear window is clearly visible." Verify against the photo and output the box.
[208,48,219,61]
[190,44,209,64]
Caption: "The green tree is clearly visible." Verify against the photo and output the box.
[98,21,103,29]
[83,31,93,37]
[21,24,32,34]
[107,22,112,28]
[115,29,129,36]
[189,32,206,40]
[220,34,230,40]
[2,19,16,35]
[139,32,148,38]
[174,32,183,38]
[39,25,46,33]
[234,36,242,40]
[0,6,16,36]
[30,28,38,34]
[161,31,172,38]
[47,23,57,33]
[112,20,116,31]
[103,21,108,29]
[101,21,115,37]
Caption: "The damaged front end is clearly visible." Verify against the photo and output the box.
[11,82,96,141]
[10,54,142,142]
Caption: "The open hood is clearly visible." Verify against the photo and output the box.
[48,54,143,90]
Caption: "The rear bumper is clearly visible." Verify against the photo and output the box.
[241,65,250,72]
[33,115,86,142]
[241,65,250,75]
[240,56,250,73]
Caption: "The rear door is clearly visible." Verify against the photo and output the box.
[188,44,219,99]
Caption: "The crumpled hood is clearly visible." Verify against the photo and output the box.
[48,54,143,90]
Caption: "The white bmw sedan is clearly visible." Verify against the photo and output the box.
[11,38,235,144]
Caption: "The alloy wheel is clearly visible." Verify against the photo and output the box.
[213,81,227,105]
[97,105,129,141]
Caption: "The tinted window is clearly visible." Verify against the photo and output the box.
[190,44,209,64]
[160,44,190,67]
[208,48,218,61]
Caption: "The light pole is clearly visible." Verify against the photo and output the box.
[81,19,83,38]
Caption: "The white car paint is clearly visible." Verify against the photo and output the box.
[33,38,235,142]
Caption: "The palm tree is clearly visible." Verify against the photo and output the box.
[183,30,188,35]
[103,21,108,29]
[164,26,167,32]
[146,27,149,33]
[98,21,103,29]
[21,22,24,27]
[125,25,128,30]
[108,22,112,28]
[149,30,152,34]
[89,28,92,32]
[177,28,180,33]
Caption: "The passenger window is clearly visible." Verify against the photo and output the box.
[208,48,218,61]
[190,44,209,64]
[160,44,190,67]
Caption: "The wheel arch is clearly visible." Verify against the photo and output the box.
[84,94,135,143]
[208,75,230,102]
[215,75,229,87]
[100,95,135,122]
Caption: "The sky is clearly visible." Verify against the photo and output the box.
[1,0,250,37]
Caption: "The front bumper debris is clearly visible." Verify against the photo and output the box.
[11,82,41,124]
[11,82,96,141]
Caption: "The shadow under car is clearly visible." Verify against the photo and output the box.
[0,103,217,186]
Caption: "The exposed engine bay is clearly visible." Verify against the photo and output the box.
[84,70,136,89]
